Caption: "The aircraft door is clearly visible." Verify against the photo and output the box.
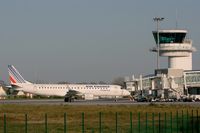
[33,85,37,93]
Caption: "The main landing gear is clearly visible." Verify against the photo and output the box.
[64,96,74,102]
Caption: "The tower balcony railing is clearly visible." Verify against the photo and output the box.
[183,39,192,44]
[159,46,196,52]
[150,45,196,52]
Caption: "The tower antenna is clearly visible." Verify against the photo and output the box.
[176,9,178,29]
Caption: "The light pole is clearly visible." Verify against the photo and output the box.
[153,17,164,70]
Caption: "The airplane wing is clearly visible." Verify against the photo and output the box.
[64,89,83,102]
[65,89,82,97]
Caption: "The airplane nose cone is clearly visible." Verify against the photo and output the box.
[123,90,130,96]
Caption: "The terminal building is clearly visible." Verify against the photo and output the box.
[125,29,200,100]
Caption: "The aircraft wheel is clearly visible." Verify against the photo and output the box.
[64,97,69,102]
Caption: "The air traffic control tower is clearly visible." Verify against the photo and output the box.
[125,27,200,100]
[151,30,196,70]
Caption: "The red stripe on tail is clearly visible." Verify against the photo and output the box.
[9,75,16,84]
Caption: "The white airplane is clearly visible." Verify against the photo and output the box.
[8,65,130,102]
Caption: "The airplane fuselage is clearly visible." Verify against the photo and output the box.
[13,83,130,98]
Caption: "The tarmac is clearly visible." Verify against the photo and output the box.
[1,99,200,106]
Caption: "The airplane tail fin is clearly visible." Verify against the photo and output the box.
[8,65,31,84]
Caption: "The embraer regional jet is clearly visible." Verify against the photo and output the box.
[8,65,130,102]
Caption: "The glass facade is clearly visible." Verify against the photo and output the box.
[188,87,200,95]
[142,78,151,89]
[186,73,200,84]
[153,32,186,44]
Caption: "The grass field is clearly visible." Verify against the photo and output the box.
[0,103,200,133]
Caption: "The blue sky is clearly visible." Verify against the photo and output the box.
[0,1,200,83]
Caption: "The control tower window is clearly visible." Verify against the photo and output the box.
[153,33,186,44]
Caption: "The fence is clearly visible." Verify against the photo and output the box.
[1,110,200,133]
